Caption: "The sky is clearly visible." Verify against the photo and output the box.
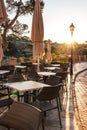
[19,0,87,43]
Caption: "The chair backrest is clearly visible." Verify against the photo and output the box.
[37,85,61,101]
[0,65,14,70]
[39,63,45,71]
[60,63,69,71]
[45,75,62,85]
[56,71,67,80]
[0,102,41,130]
[7,73,25,82]
[0,65,15,75]
[21,62,33,70]
[28,69,40,81]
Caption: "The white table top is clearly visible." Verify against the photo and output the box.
[33,63,41,65]
[51,64,60,67]
[15,65,26,69]
[38,71,56,76]
[44,67,60,70]
[0,70,10,74]
[4,80,49,92]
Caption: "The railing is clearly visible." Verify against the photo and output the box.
[73,68,87,83]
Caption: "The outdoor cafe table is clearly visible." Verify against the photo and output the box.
[38,71,56,76]
[44,67,60,71]
[37,71,56,82]
[15,65,27,73]
[0,70,10,75]
[15,65,26,69]
[0,70,10,81]
[51,64,60,67]
[33,63,41,65]
[3,80,49,102]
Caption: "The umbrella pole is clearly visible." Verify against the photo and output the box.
[37,56,40,72]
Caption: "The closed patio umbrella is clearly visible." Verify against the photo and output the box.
[0,33,3,64]
[45,40,52,64]
[0,0,7,65]
[31,0,44,71]
[0,0,8,23]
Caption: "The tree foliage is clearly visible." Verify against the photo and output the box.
[1,0,44,52]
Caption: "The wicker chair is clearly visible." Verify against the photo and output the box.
[0,65,15,82]
[56,71,68,88]
[0,97,13,108]
[0,82,13,108]
[45,75,62,85]
[26,69,44,102]
[0,102,42,130]
[0,65,15,74]
[0,66,15,108]
[30,85,62,130]
[45,75,63,110]
[27,68,41,81]
[7,73,26,102]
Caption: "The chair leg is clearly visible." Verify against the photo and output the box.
[44,111,46,117]
[56,98,62,128]
[17,92,20,102]
[58,93,62,111]
[42,112,45,130]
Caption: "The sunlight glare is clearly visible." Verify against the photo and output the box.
[66,36,74,44]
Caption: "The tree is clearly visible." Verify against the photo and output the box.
[1,0,44,52]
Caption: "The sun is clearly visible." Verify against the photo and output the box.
[62,37,73,44]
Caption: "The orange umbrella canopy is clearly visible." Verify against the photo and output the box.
[31,0,44,58]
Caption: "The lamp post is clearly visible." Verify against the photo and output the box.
[69,23,75,75]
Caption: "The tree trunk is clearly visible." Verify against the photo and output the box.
[2,0,22,52]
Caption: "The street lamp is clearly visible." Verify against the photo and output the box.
[69,23,75,75]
